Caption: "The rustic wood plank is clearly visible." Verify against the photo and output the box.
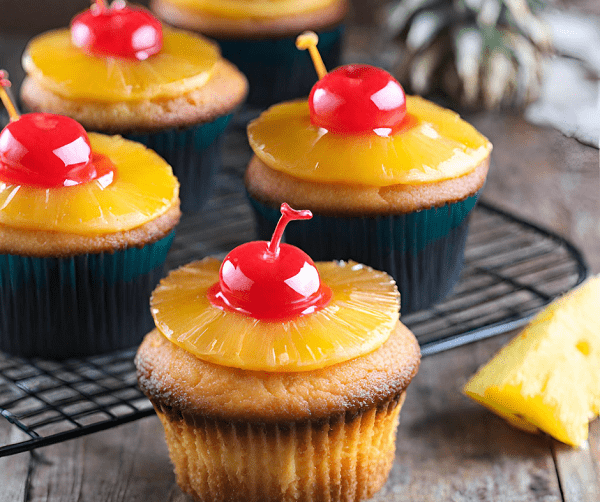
[469,111,600,501]
[553,417,600,502]
[553,438,600,502]
[590,418,600,471]
[0,419,31,502]
[469,113,600,274]
[167,486,194,502]
[26,417,174,502]
[377,332,563,501]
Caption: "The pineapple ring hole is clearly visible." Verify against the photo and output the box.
[576,340,590,356]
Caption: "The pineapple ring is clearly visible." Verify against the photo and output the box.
[162,0,340,18]
[247,96,492,186]
[151,258,400,372]
[23,28,219,102]
[0,133,179,235]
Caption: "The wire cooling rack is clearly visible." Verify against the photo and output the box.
[0,131,589,457]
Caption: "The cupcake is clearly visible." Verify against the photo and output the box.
[20,1,248,212]
[150,0,348,107]
[135,203,420,502]
[245,33,493,314]
[0,73,180,359]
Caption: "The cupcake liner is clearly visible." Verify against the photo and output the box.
[0,232,175,359]
[153,391,404,502]
[249,194,480,314]
[126,115,232,212]
[215,25,344,108]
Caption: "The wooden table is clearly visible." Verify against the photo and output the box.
[1,33,599,502]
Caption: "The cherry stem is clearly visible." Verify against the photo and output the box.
[267,203,312,256]
[296,31,327,80]
[0,71,20,122]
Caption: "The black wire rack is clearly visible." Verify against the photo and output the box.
[0,131,589,458]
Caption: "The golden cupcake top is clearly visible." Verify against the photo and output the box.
[150,204,400,372]
[0,72,178,236]
[156,0,343,19]
[22,1,221,103]
[137,321,420,422]
[247,32,492,187]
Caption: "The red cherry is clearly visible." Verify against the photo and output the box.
[71,1,163,60]
[0,113,115,188]
[309,64,408,135]
[208,203,332,321]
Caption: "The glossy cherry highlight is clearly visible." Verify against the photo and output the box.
[208,203,332,321]
[71,0,163,60]
[0,72,115,188]
[309,64,408,135]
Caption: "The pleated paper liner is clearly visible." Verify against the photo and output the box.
[153,391,404,502]
[249,193,479,314]
[127,114,232,213]
[0,231,175,359]
[215,24,344,108]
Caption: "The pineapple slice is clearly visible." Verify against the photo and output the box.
[163,0,340,18]
[0,133,178,234]
[247,96,492,186]
[151,259,400,372]
[464,276,600,446]
[23,28,219,102]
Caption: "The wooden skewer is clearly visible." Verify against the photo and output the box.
[296,31,327,80]
[0,70,20,122]
[93,0,108,12]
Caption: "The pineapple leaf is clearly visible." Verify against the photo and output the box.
[405,7,455,52]
[384,0,446,36]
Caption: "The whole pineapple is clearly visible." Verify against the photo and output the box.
[382,0,553,109]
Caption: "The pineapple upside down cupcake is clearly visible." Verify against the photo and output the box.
[245,32,493,314]
[20,0,248,212]
[135,204,420,502]
[150,0,348,107]
[0,74,180,359]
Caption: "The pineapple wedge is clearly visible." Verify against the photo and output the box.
[463,275,600,447]
[151,259,400,372]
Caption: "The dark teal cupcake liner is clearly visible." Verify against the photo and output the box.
[215,25,344,108]
[126,115,232,212]
[0,231,175,359]
[248,195,479,314]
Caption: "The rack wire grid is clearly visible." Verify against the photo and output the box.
[0,130,589,457]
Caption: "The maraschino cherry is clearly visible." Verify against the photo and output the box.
[208,203,332,321]
[297,31,413,136]
[71,0,163,60]
[0,71,114,188]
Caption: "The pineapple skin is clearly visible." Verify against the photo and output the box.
[135,321,420,502]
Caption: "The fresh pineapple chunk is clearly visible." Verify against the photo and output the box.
[151,259,400,372]
[247,96,492,186]
[23,28,219,102]
[0,133,178,234]
[464,276,600,446]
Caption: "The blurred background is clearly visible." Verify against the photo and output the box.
[1,0,598,148]
[0,0,598,33]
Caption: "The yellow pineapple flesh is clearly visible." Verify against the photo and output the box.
[464,276,600,446]
[23,28,219,102]
[247,96,492,186]
[164,0,339,18]
[0,133,179,234]
[150,259,400,372]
